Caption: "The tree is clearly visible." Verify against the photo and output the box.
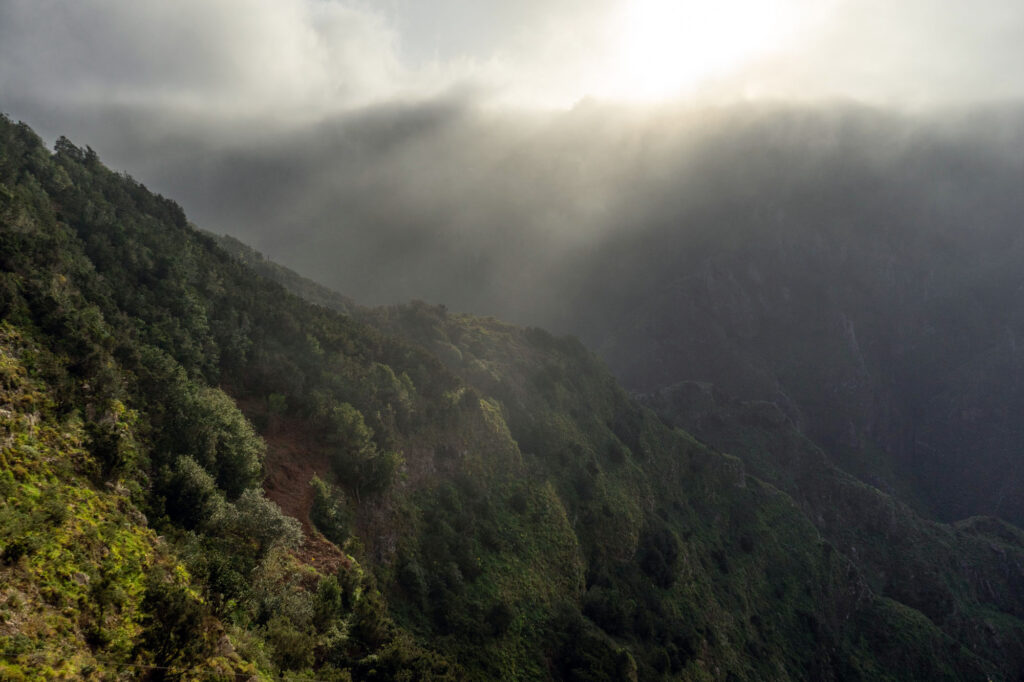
[161,455,224,530]
[322,403,402,497]
[176,386,265,498]
[310,476,351,547]
[217,488,302,559]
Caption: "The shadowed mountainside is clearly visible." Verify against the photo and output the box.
[544,107,1024,528]
[185,103,1024,528]
[2,114,1024,679]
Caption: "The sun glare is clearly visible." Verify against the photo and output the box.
[602,0,801,101]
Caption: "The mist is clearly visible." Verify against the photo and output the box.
[56,99,1022,327]
[6,0,1024,526]
[9,4,1024,677]
[5,0,1024,325]
[118,96,1023,527]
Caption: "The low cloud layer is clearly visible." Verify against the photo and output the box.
[4,0,1024,323]
[6,0,1024,129]
[6,0,1024,539]
[76,101,1019,328]
[0,0,420,133]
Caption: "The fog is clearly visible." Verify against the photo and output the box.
[5,0,1024,524]
[38,100,1017,330]
[4,1,1024,325]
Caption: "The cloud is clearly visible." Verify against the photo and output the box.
[6,0,1024,133]
[733,0,1024,105]
[0,0,418,129]
[4,0,1024,327]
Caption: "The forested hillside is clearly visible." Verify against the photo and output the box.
[203,105,1024,530]
[3,115,1024,680]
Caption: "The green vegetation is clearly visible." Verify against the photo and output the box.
[310,475,351,546]
[2,114,1024,679]
[0,117,460,678]
[368,300,1024,679]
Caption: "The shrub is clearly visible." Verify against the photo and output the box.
[313,575,346,630]
[185,387,265,498]
[161,455,225,530]
[137,574,209,671]
[310,476,351,547]
[265,614,315,671]
[350,583,393,653]
[322,403,402,496]
[397,556,429,611]
[218,489,302,559]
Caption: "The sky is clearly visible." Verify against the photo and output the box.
[4,0,1024,129]
[2,0,1024,317]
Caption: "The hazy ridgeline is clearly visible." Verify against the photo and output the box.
[5,0,1024,677]
[114,102,1023,315]
[134,101,1024,525]
[5,109,1024,679]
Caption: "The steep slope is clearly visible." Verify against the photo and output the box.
[206,104,1024,530]
[0,117,463,678]
[545,106,1024,526]
[215,221,1024,678]
[210,232,359,316]
[3,114,1024,679]
[643,382,1024,671]
[368,301,1024,680]
[0,324,255,677]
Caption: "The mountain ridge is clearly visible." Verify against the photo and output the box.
[212,232,1024,677]
[1,114,1024,679]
